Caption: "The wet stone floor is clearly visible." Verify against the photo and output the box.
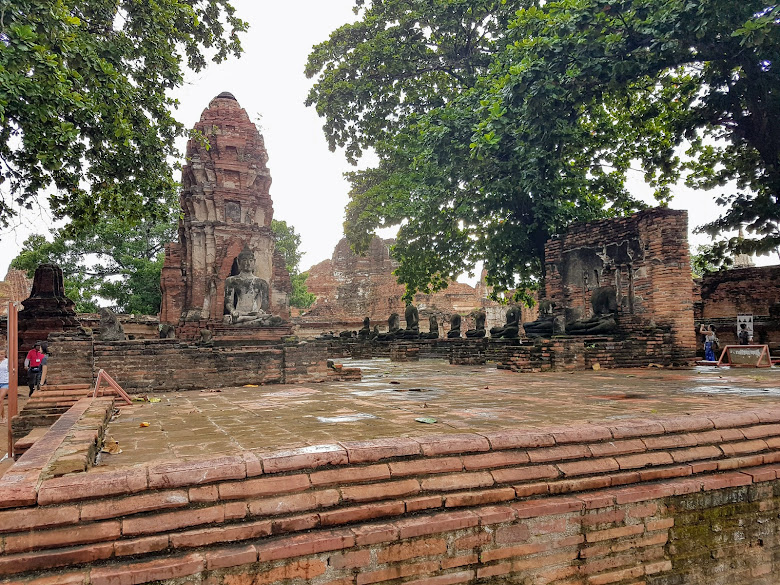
[99,359,780,468]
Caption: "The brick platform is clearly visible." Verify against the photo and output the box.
[1,397,780,584]
[1,360,779,584]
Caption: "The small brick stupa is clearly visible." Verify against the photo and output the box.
[17,263,80,381]
[160,92,291,339]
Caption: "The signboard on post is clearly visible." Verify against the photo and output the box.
[717,344,772,367]
[737,314,754,343]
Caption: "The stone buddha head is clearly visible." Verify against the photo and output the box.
[236,246,255,275]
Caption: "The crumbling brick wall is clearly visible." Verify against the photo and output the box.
[544,208,695,360]
[498,332,674,372]
[44,337,333,391]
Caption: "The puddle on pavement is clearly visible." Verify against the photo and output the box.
[349,389,395,397]
[589,393,648,401]
[261,388,321,398]
[316,413,377,423]
[686,385,778,396]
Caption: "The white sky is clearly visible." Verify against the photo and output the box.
[0,0,775,278]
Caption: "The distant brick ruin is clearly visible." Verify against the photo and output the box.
[296,209,699,371]
[0,269,31,317]
[299,236,534,336]
[160,92,291,339]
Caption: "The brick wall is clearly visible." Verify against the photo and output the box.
[499,332,674,372]
[544,208,695,361]
[1,406,780,584]
[44,337,335,391]
[695,265,780,348]
[46,331,94,386]
[323,336,675,371]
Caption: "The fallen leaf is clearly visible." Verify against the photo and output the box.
[592,363,601,371]
[148,397,161,403]
[139,422,150,428]
[243,384,259,387]
[101,438,122,454]
[415,417,437,424]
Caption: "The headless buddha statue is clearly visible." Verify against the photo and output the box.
[358,317,371,340]
[447,314,462,338]
[490,306,521,339]
[465,311,487,338]
[522,299,555,337]
[378,313,402,341]
[400,303,421,339]
[421,315,440,339]
[566,286,618,335]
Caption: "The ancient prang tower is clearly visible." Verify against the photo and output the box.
[160,92,291,338]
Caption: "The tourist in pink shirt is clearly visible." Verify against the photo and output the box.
[24,341,45,397]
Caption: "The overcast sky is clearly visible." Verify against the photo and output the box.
[0,0,773,278]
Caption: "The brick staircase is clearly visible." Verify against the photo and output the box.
[11,384,92,459]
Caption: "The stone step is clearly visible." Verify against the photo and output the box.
[21,407,77,417]
[12,413,61,433]
[34,386,92,394]
[41,383,91,391]
[26,395,86,404]
[13,427,49,458]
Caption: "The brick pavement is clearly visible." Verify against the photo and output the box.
[99,359,780,468]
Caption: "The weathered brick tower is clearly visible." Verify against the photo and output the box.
[543,208,696,361]
[160,92,291,337]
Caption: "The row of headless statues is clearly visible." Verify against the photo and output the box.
[221,246,617,338]
[319,287,619,341]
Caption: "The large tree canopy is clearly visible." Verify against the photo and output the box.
[0,0,246,232]
[306,0,780,298]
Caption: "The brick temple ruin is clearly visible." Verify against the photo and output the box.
[320,208,698,371]
[4,94,343,398]
[160,91,292,340]
[3,93,780,584]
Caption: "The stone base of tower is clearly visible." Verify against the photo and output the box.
[175,321,294,342]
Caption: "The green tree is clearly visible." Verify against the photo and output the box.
[0,0,246,232]
[10,207,177,313]
[306,0,638,299]
[306,0,780,298]
[271,219,316,309]
[690,244,722,279]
